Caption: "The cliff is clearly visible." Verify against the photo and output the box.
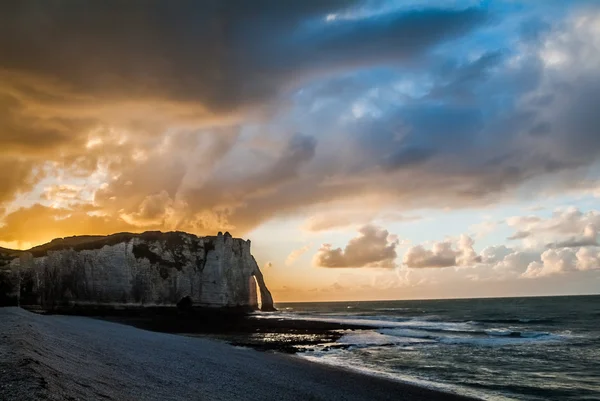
[0,231,275,311]
[0,247,20,306]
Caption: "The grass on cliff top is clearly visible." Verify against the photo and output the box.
[26,231,212,257]
[0,248,21,266]
[0,246,21,255]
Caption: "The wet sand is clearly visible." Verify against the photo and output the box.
[0,307,478,400]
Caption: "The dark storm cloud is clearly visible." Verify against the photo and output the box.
[179,132,318,212]
[0,1,487,113]
[266,134,318,184]
[428,51,505,101]
[282,7,487,72]
[0,0,489,212]
[340,10,600,201]
[2,1,600,246]
[382,146,436,171]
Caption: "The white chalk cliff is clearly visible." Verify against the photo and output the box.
[1,231,275,311]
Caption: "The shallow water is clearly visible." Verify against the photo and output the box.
[266,295,600,401]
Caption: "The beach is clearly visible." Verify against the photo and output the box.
[0,307,476,401]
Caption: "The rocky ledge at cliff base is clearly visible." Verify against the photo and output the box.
[0,231,275,312]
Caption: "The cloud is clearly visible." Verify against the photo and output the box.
[485,249,539,279]
[285,244,312,266]
[120,190,175,227]
[507,231,531,241]
[314,225,398,268]
[506,207,600,248]
[3,2,600,250]
[547,224,598,248]
[403,235,481,268]
[402,207,600,280]
[522,247,600,278]
[0,2,487,152]
[0,157,38,204]
[0,1,487,211]
[574,247,600,271]
[303,209,420,232]
[303,212,369,232]
[339,7,600,204]
[479,245,514,265]
[41,185,86,205]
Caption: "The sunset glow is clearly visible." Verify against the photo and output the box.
[2,1,600,302]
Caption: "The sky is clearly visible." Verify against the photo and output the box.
[1,0,600,302]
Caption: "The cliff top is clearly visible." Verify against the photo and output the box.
[0,247,20,268]
[0,247,20,256]
[10,231,241,258]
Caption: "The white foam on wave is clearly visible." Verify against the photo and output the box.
[337,331,434,346]
[300,350,516,401]
[484,328,514,336]
[253,311,474,332]
[519,331,553,338]
[379,328,438,339]
[382,327,566,345]
[254,311,568,346]
[437,334,563,346]
[483,329,554,338]
[390,319,475,332]
[253,312,405,327]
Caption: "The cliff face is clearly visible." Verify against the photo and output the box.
[0,232,275,311]
[0,248,21,306]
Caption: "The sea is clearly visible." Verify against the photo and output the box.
[269,295,600,401]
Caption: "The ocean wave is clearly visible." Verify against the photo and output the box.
[380,326,564,345]
[255,312,565,344]
[256,313,483,332]
[380,327,482,340]
[473,318,555,324]
[337,331,434,347]
[383,326,558,339]
[390,320,479,333]
[379,328,437,340]
[300,351,516,401]
[437,334,564,346]
[252,313,412,327]
[484,329,552,338]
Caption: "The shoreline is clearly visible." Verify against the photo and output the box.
[30,304,376,353]
[94,309,490,399]
[95,308,373,354]
[1,307,479,401]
